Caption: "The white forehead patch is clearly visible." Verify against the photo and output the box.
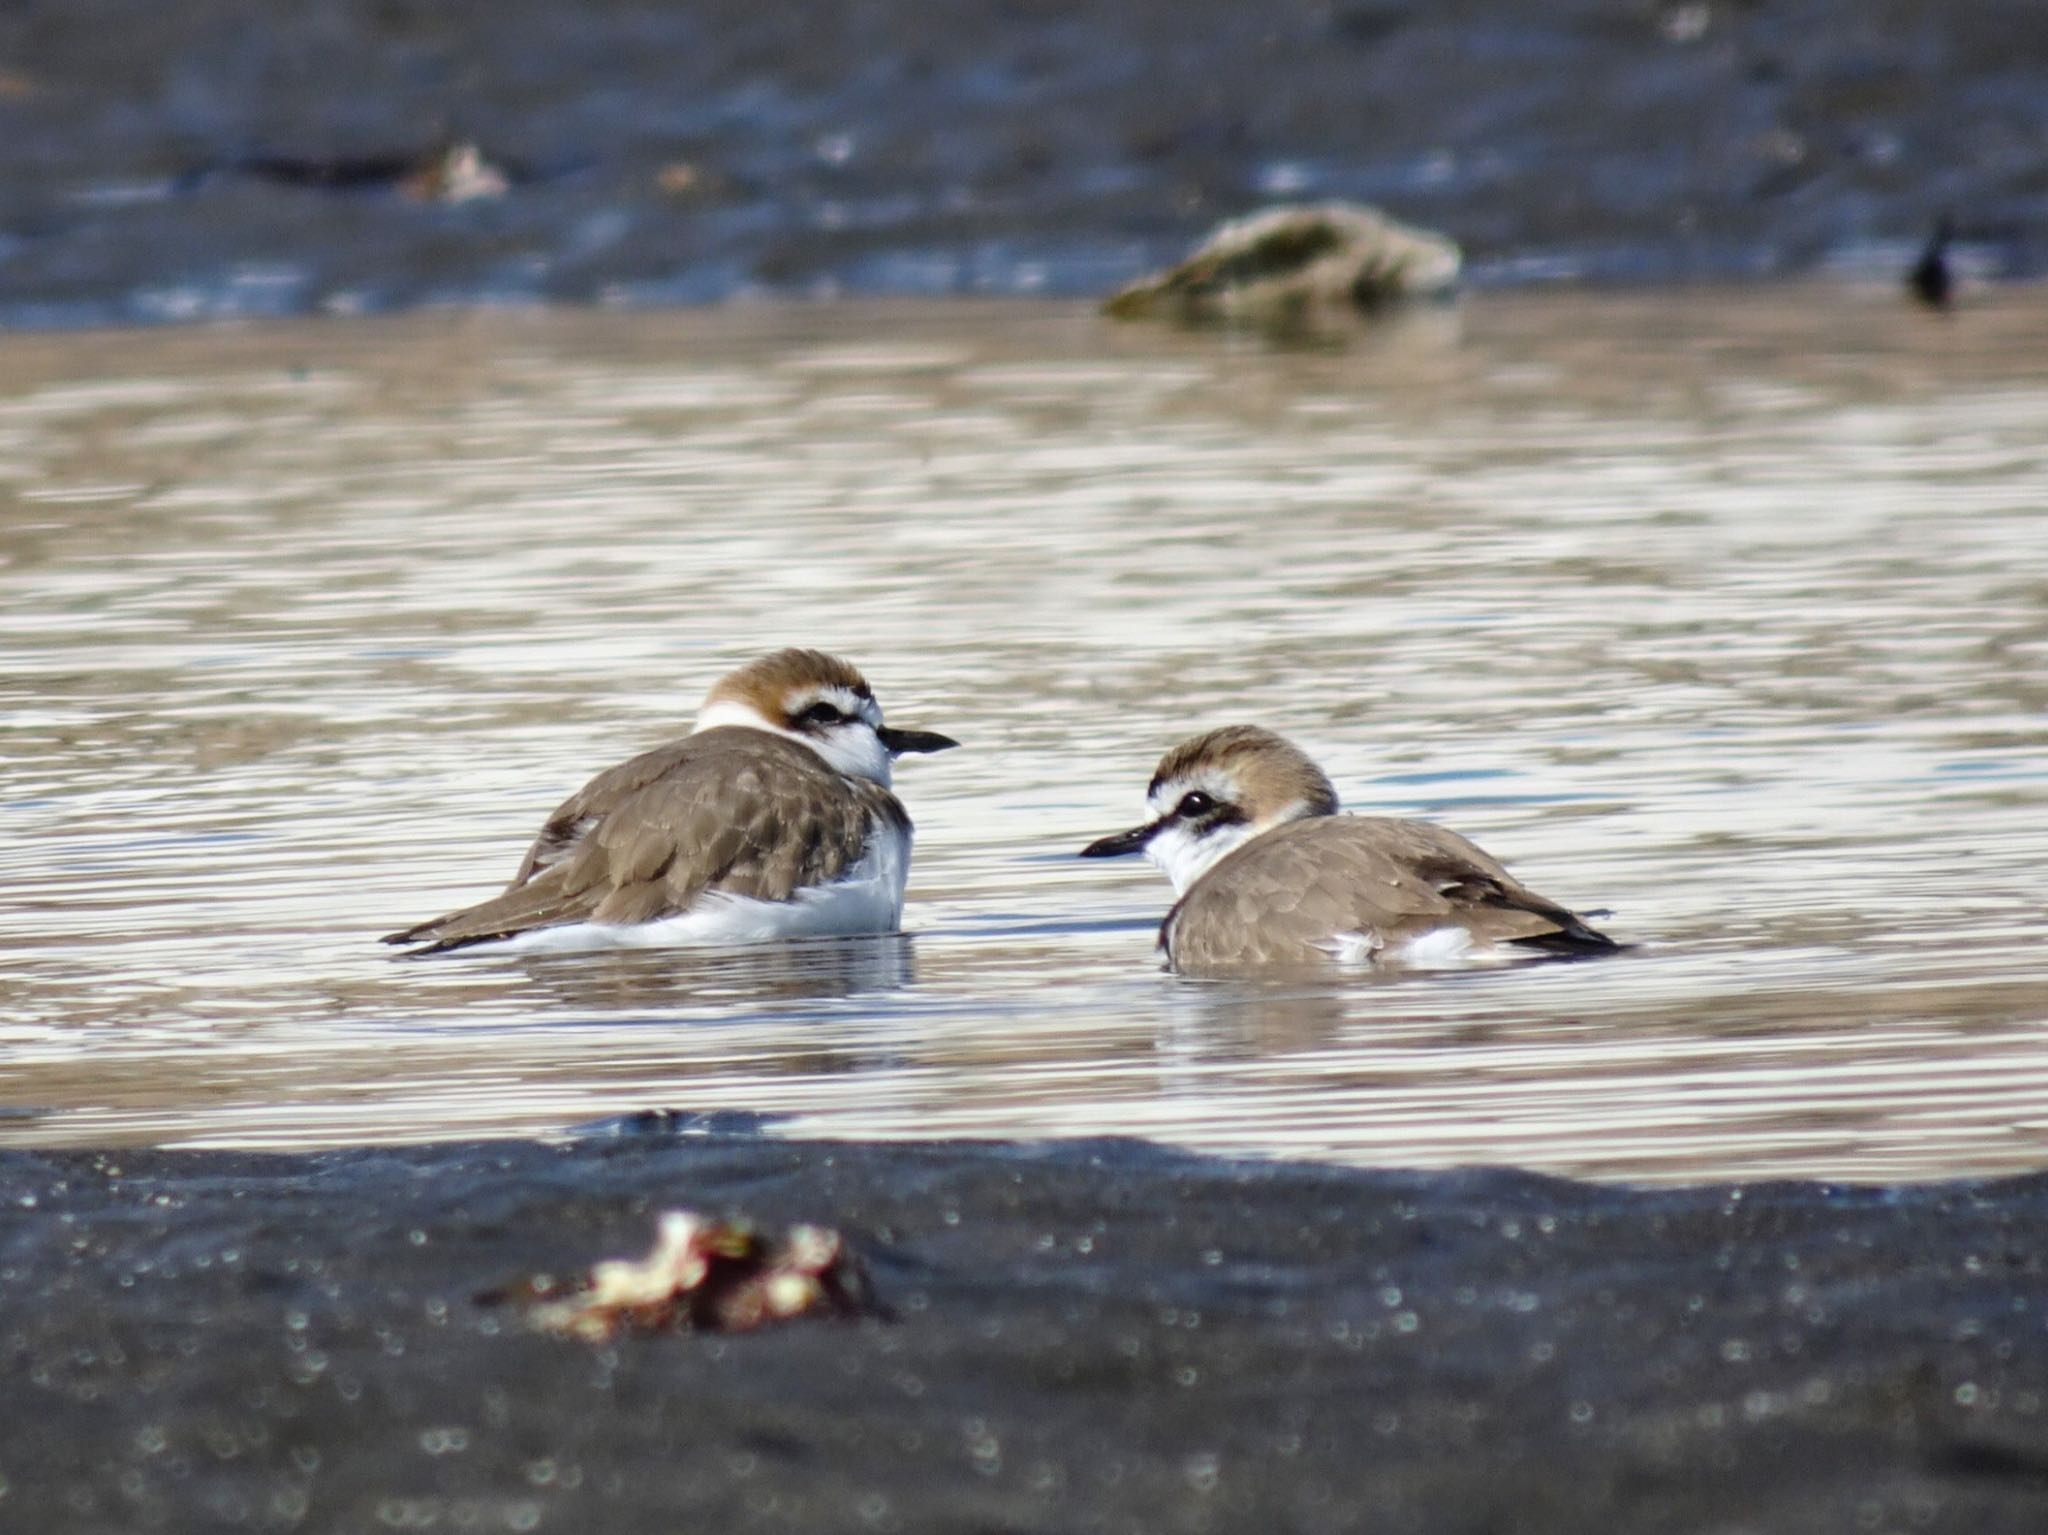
[1146,766,1238,820]
[793,684,889,784]
[695,684,891,784]
[788,684,882,728]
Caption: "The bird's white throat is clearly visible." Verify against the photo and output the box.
[1141,774,1326,896]
[1143,816,1258,895]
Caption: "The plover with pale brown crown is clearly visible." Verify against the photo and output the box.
[1081,726,1616,976]
[384,648,956,955]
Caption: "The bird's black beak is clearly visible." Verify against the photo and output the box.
[877,725,959,756]
[1079,820,1161,858]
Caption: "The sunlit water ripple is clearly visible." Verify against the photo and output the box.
[3,290,2045,1182]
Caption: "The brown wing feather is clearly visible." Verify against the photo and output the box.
[384,728,902,953]
[1164,816,1611,974]
[508,738,700,886]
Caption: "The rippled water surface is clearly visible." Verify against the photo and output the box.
[4,290,2045,1181]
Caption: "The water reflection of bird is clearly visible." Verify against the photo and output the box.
[1908,216,1955,310]
[1083,726,1617,976]
[509,933,918,1012]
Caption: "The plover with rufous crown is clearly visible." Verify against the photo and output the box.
[384,648,956,955]
[1081,725,1617,976]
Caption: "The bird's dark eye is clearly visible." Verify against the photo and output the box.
[799,701,843,726]
[1175,790,1216,818]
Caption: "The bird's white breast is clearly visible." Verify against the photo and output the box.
[491,816,911,954]
[1310,925,1525,969]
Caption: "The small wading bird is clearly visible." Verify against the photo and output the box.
[384,649,956,955]
[1082,726,1617,976]
[1102,202,1461,328]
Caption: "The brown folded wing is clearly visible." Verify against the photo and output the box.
[1162,815,1611,975]
[384,728,903,953]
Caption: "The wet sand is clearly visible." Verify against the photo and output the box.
[7,1127,2048,1532]
[2,0,2044,324]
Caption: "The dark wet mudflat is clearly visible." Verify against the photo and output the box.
[2,0,2045,324]
[7,1128,2048,1533]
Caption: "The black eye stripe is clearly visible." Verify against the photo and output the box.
[799,701,844,725]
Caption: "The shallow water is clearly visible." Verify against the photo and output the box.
[3,289,2045,1181]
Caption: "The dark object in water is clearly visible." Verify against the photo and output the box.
[1909,216,1955,308]
[235,140,511,203]
[1105,202,1461,328]
[482,1209,881,1340]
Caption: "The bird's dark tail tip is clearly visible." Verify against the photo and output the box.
[1511,922,1627,959]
